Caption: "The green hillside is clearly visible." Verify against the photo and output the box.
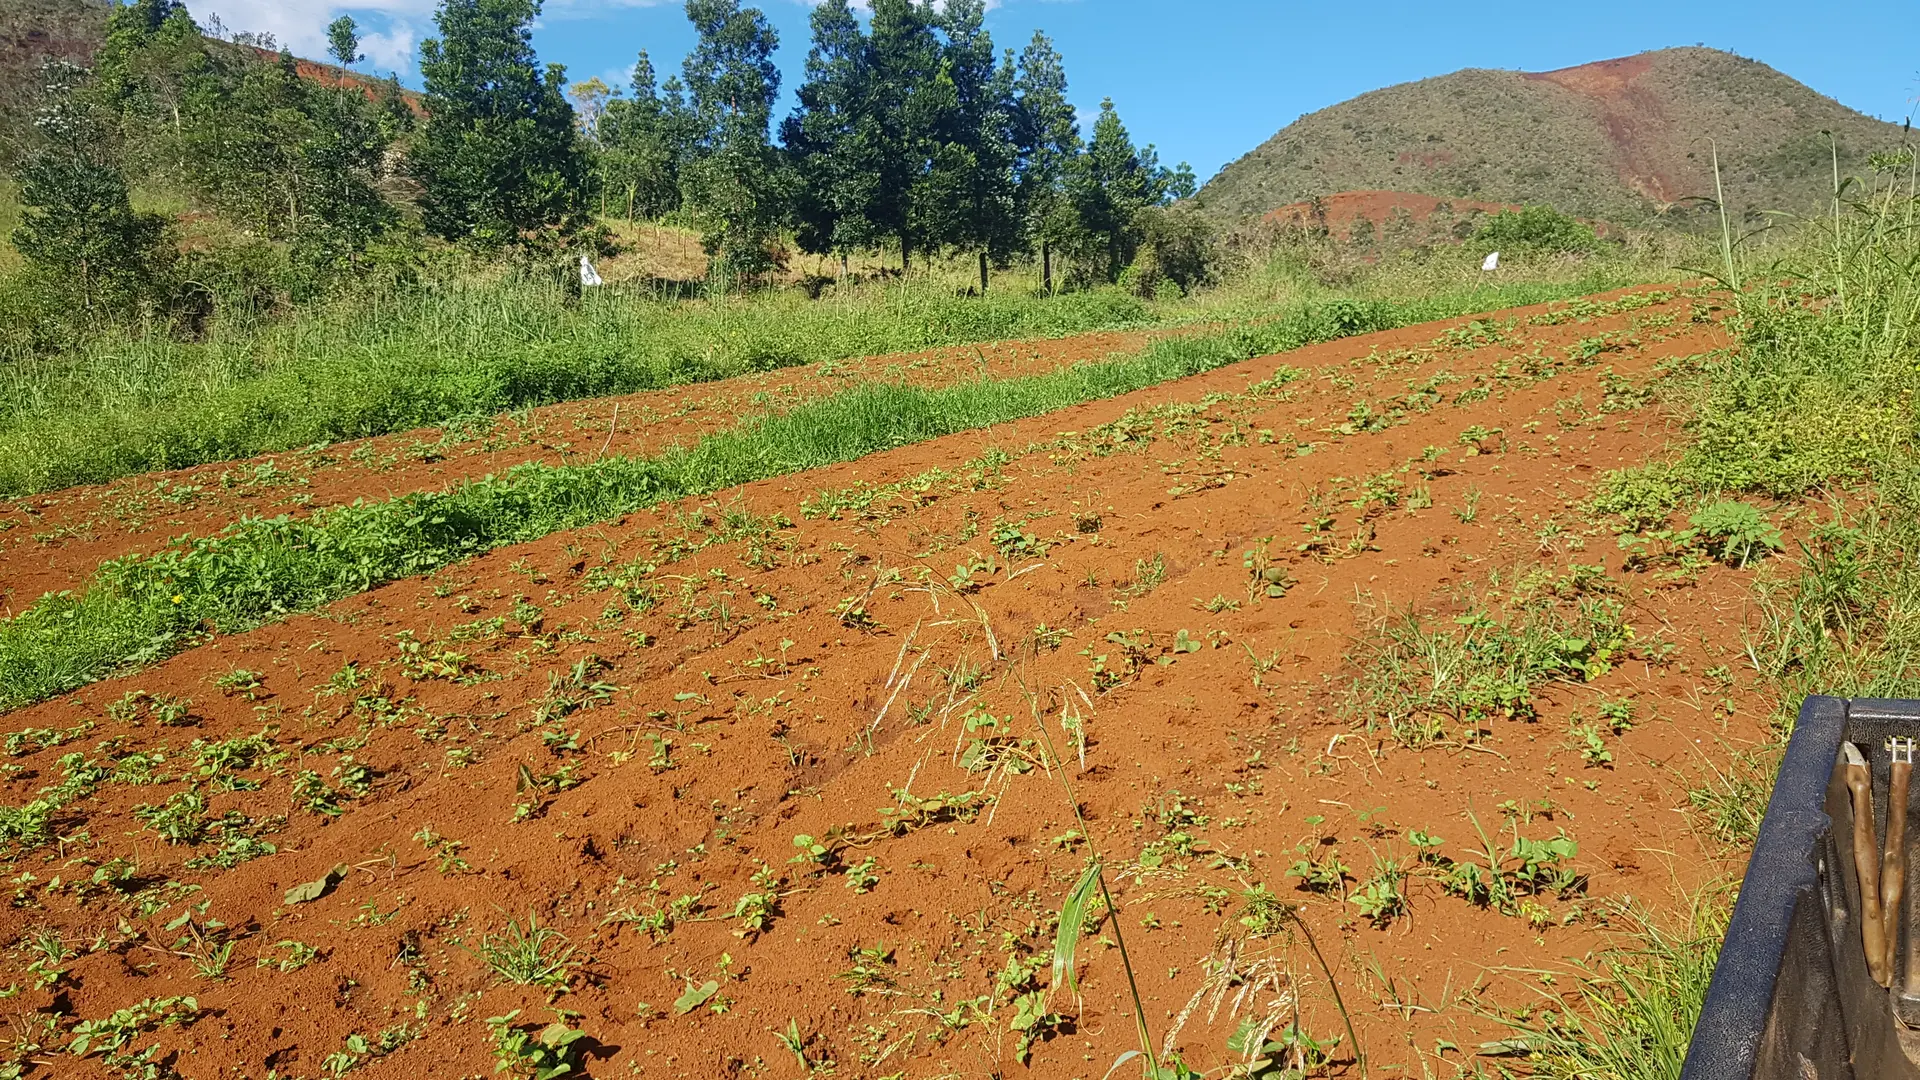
[1199,47,1910,225]
[0,0,109,166]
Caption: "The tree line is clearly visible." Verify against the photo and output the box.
[581,0,1194,290]
[7,0,1202,336]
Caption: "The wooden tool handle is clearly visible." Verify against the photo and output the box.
[1849,748,1890,985]
[1885,757,1912,982]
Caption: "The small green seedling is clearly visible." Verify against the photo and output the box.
[487,1011,587,1080]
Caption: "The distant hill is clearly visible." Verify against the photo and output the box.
[1,0,417,168]
[1199,47,1912,226]
[0,0,108,164]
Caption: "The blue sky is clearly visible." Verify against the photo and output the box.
[192,0,1920,184]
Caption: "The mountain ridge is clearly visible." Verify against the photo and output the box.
[1199,46,1910,226]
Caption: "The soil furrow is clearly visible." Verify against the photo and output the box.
[0,288,1774,1080]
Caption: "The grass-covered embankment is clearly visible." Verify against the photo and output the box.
[1511,163,1920,1080]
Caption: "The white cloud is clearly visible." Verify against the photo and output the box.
[185,1,432,73]
[542,0,677,17]
[597,61,639,93]
[358,24,418,71]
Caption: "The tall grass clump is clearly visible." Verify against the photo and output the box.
[1550,147,1918,1079]
[0,281,1155,497]
[1683,151,1920,712]
[1584,148,1920,719]
[0,228,1688,501]
[1506,899,1730,1080]
[0,280,1604,710]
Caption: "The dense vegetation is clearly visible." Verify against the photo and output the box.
[1198,46,1908,225]
[1,0,1198,350]
[0,285,1159,495]
[0,275,1612,711]
[6,4,1920,1076]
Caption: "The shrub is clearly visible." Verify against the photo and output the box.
[1473,205,1601,254]
[1121,204,1219,298]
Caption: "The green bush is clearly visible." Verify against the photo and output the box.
[1473,205,1601,254]
[1590,462,1689,531]
[1121,205,1219,297]
[1688,501,1782,567]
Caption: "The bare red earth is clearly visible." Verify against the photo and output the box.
[1525,55,1682,205]
[1262,191,1521,239]
[0,290,1777,1079]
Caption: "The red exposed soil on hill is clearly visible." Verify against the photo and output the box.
[1526,55,1683,205]
[1263,190,1521,238]
[236,44,425,114]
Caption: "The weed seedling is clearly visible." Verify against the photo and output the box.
[1688,501,1782,567]
[728,864,784,939]
[1598,697,1636,734]
[257,940,320,972]
[673,956,735,1014]
[413,826,473,874]
[134,789,209,845]
[1349,860,1407,927]
[1453,486,1482,523]
[789,831,843,872]
[68,996,201,1057]
[1237,883,1293,937]
[1123,552,1168,597]
[843,857,881,894]
[487,1010,587,1080]
[1286,846,1352,896]
[475,915,575,988]
[1571,721,1613,767]
[214,669,266,697]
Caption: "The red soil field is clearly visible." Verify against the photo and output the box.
[0,289,1776,1079]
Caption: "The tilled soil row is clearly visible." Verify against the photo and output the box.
[0,288,1772,1079]
[0,329,1165,610]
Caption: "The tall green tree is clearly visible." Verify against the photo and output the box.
[413,0,587,249]
[327,16,362,66]
[568,77,612,142]
[841,0,1021,281]
[76,3,405,294]
[175,45,399,283]
[937,0,1017,291]
[781,0,880,270]
[12,61,173,321]
[863,0,944,271]
[1012,31,1080,292]
[599,51,687,222]
[1070,97,1189,280]
[679,0,784,276]
[89,0,211,183]
[286,58,405,280]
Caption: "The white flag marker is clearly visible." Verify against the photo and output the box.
[580,255,604,287]
[1481,251,1500,272]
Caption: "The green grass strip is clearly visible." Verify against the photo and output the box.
[0,288,1155,498]
[0,279,1614,712]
